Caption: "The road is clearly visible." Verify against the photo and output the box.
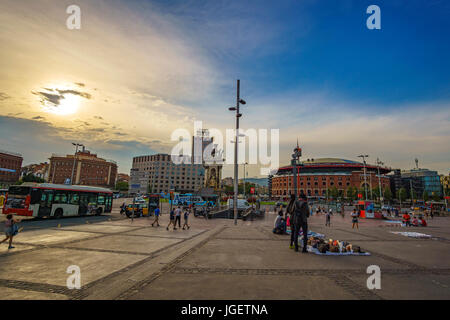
[0,200,449,299]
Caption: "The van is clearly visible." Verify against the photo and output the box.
[227,199,251,210]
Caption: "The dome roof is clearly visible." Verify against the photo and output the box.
[302,158,362,165]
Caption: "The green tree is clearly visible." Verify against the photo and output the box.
[20,174,45,184]
[397,188,407,203]
[423,191,429,202]
[116,181,129,191]
[383,187,392,202]
[432,192,441,202]
[346,186,354,200]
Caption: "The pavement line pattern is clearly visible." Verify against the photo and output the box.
[115,226,227,300]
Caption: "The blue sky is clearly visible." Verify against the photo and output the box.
[0,0,449,176]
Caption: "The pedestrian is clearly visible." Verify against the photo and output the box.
[174,206,182,228]
[402,212,411,227]
[182,208,190,230]
[166,208,176,230]
[1,214,20,249]
[351,209,359,229]
[325,209,332,227]
[151,206,160,227]
[287,192,310,253]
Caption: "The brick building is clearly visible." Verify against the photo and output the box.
[48,149,117,188]
[271,158,391,199]
[0,149,23,188]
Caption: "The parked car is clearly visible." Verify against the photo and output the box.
[125,203,149,218]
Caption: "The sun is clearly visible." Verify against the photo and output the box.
[41,93,81,115]
[55,94,80,115]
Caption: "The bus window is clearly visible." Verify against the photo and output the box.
[54,191,68,204]
[6,186,30,209]
[105,195,112,211]
[98,194,105,205]
[69,192,79,205]
[89,194,98,205]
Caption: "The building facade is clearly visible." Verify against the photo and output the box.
[129,154,205,195]
[21,162,49,181]
[0,150,23,188]
[117,173,130,183]
[401,168,442,197]
[271,158,391,199]
[48,149,117,188]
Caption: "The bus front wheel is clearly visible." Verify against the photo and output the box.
[54,208,64,219]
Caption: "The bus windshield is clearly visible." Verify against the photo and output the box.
[6,186,31,209]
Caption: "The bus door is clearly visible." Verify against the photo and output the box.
[38,189,53,217]
[78,193,89,215]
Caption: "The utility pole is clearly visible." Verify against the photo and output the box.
[228,80,246,226]
[358,155,369,201]
[410,179,414,206]
[243,162,248,198]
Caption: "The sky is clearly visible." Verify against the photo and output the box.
[0,0,449,178]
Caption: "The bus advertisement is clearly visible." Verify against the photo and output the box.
[2,183,113,218]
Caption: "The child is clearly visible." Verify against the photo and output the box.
[351,209,359,229]
[402,212,411,227]
[1,214,20,249]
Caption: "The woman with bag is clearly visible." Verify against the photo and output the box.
[1,214,20,249]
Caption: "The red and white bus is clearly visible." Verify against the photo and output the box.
[2,183,113,218]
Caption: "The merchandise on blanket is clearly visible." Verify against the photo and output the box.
[307,245,371,256]
[390,231,432,238]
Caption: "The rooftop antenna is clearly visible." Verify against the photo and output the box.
[415,158,419,169]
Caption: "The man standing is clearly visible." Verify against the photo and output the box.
[151,206,160,227]
[325,209,332,227]
[174,206,182,229]
[287,192,310,253]
[182,207,190,230]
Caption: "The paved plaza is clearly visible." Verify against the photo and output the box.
[0,203,449,300]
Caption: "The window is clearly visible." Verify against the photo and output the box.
[54,191,68,204]
[70,193,79,205]
[98,194,105,205]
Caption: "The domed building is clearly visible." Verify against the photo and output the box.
[270,158,391,199]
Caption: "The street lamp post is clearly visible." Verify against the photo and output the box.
[376,158,384,204]
[358,155,369,201]
[228,80,246,226]
[243,161,248,198]
[71,143,84,185]
[291,141,302,200]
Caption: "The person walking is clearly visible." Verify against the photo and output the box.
[182,208,190,230]
[151,206,160,227]
[174,206,182,229]
[325,209,332,227]
[1,214,20,249]
[351,208,359,229]
[166,208,176,230]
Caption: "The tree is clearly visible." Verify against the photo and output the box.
[397,188,407,204]
[346,186,354,200]
[432,192,441,202]
[116,181,129,191]
[383,187,392,202]
[19,174,45,184]
[423,191,429,202]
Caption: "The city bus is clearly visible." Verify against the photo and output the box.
[2,183,113,218]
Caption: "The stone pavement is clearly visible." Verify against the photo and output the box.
[0,206,449,300]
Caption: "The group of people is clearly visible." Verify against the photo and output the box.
[166,206,191,230]
[402,212,427,227]
[272,192,310,253]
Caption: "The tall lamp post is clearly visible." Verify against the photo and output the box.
[228,80,246,226]
[71,143,84,185]
[291,141,303,200]
[243,161,248,198]
[358,155,369,201]
[376,158,384,204]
